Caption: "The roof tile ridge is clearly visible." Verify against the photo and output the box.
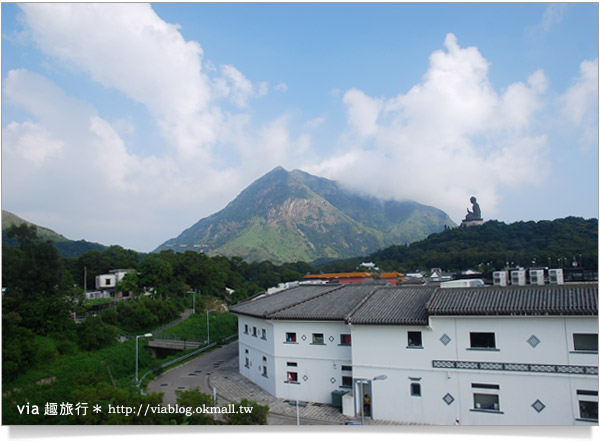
[345,285,385,324]
[266,284,344,318]
[423,286,440,313]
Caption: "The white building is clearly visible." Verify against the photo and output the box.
[231,283,598,425]
[92,269,135,298]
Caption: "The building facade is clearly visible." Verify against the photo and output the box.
[231,284,598,425]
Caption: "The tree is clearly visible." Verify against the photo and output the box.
[176,388,217,425]
[224,398,269,425]
[2,224,73,334]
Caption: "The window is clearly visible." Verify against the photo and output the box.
[341,365,352,372]
[244,357,250,368]
[244,324,249,334]
[577,390,598,421]
[105,278,112,286]
[411,383,421,397]
[573,333,598,352]
[285,332,297,343]
[408,331,423,347]
[470,332,497,349]
[340,334,352,345]
[579,401,598,420]
[261,328,267,340]
[287,372,298,383]
[472,383,500,390]
[245,348,248,354]
[287,362,297,367]
[341,376,353,387]
[262,357,267,377]
[252,326,257,337]
[473,393,500,411]
[312,333,324,344]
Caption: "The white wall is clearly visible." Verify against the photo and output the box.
[237,316,353,403]
[237,315,276,396]
[350,317,598,425]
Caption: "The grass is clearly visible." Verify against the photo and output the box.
[157,312,238,342]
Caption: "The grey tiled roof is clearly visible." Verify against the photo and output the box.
[426,285,598,316]
[347,286,436,325]
[230,283,598,323]
[229,285,340,318]
[270,285,378,320]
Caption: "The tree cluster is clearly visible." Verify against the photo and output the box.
[319,217,598,274]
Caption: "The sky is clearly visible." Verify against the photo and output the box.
[1,2,598,253]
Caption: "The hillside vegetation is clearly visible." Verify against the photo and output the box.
[156,167,455,263]
[319,217,598,273]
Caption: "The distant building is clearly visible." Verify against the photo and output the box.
[231,283,598,425]
[89,269,135,298]
[304,272,404,286]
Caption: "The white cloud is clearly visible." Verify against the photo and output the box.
[274,82,288,92]
[216,64,267,108]
[343,88,383,138]
[540,4,567,32]
[559,58,598,149]
[306,34,550,223]
[18,3,258,161]
[305,116,326,129]
[3,121,63,167]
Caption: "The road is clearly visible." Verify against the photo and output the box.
[146,341,238,405]
[145,341,350,425]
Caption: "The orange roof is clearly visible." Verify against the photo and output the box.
[304,271,404,280]
[381,272,404,278]
[304,272,371,279]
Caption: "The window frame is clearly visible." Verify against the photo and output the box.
[576,390,598,422]
[471,393,502,413]
[407,331,423,348]
[341,375,353,388]
[340,334,352,346]
[312,333,325,345]
[410,383,422,397]
[468,332,498,350]
[573,333,598,353]
[285,332,297,343]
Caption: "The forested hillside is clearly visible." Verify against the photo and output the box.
[319,217,598,273]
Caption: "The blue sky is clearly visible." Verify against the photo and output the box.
[1,2,598,253]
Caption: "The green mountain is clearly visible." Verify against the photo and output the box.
[2,210,107,258]
[357,217,598,272]
[2,210,69,242]
[155,166,456,263]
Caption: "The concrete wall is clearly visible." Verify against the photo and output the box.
[349,316,598,425]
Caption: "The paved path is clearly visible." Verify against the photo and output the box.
[147,341,413,426]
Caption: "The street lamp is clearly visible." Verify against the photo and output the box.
[206,309,217,344]
[355,374,387,424]
[135,333,152,382]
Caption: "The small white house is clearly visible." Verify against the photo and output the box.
[94,269,135,297]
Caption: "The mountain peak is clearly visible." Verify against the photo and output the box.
[155,169,456,263]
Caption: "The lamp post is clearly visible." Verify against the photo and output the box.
[355,374,387,424]
[135,333,152,382]
[206,309,216,344]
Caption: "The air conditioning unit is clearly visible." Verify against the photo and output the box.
[511,269,526,286]
[493,271,508,287]
[529,269,545,286]
[548,269,564,285]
